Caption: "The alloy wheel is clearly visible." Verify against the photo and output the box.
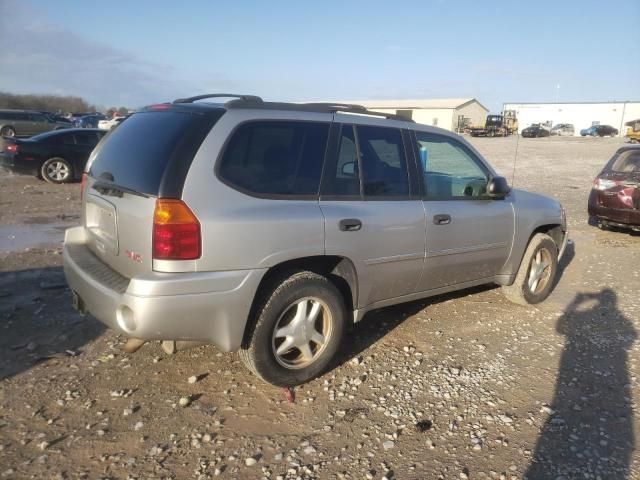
[271,297,333,370]
[527,248,553,294]
[46,161,70,182]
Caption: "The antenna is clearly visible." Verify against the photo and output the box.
[511,131,520,188]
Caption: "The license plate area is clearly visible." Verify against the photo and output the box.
[85,194,119,255]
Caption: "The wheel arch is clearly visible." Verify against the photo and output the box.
[530,223,565,251]
[242,255,358,344]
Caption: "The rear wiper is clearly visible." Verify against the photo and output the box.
[92,181,150,198]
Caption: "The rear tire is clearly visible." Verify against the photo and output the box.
[502,233,559,306]
[41,157,73,184]
[1,126,15,137]
[239,270,346,386]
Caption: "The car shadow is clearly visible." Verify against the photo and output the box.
[0,266,105,380]
[525,289,636,479]
[330,284,496,370]
[554,235,575,288]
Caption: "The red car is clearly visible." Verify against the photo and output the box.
[588,145,640,231]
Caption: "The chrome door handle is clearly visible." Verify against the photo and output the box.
[433,214,451,225]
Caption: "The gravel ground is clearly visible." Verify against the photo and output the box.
[0,136,638,480]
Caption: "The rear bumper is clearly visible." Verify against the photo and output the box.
[588,191,640,227]
[63,226,266,352]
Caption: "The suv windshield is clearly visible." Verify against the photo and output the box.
[89,109,224,195]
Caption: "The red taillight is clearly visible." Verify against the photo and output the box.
[6,144,18,154]
[80,173,87,198]
[152,199,201,260]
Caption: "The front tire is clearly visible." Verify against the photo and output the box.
[240,271,346,386]
[502,233,559,306]
[41,157,73,184]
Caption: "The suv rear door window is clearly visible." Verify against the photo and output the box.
[357,125,410,197]
[218,121,329,197]
[89,110,222,195]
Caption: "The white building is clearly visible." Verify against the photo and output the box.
[503,101,640,136]
[339,98,488,132]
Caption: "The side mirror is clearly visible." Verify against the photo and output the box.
[487,176,510,198]
[341,161,356,176]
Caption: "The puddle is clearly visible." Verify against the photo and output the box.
[0,222,76,253]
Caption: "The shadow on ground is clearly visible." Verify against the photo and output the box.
[0,266,105,379]
[332,283,496,369]
[525,289,636,479]
[334,237,576,371]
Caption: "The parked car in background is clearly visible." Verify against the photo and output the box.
[40,112,74,125]
[521,124,550,138]
[75,113,107,128]
[63,94,567,387]
[0,109,72,137]
[589,145,640,231]
[550,124,575,136]
[98,116,126,130]
[0,128,106,183]
[580,125,618,137]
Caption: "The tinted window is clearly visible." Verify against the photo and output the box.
[75,132,99,145]
[90,110,222,195]
[219,121,329,196]
[0,112,16,120]
[322,125,361,196]
[357,125,409,197]
[415,132,488,198]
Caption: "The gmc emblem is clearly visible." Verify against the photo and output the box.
[126,250,142,263]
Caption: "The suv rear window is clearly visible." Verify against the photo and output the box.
[218,121,329,197]
[89,110,223,196]
[611,150,640,173]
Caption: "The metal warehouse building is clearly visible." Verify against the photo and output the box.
[340,98,488,132]
[503,101,640,136]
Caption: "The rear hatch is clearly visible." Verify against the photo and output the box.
[83,105,224,278]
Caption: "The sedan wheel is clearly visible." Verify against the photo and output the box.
[41,158,72,184]
[1,127,15,137]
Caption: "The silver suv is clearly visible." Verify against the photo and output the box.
[63,94,568,386]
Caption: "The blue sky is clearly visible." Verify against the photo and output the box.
[1,0,638,111]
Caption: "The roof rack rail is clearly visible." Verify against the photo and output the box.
[224,99,414,122]
[173,93,263,104]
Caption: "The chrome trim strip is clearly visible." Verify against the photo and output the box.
[426,241,509,258]
[364,252,424,266]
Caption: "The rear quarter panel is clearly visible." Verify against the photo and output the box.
[181,109,332,272]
